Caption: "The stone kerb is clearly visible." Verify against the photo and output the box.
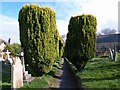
[11,57,23,89]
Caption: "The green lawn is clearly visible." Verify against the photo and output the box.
[77,57,120,89]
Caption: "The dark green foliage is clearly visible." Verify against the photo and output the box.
[64,14,97,70]
[59,35,64,57]
[5,43,21,54]
[18,4,62,76]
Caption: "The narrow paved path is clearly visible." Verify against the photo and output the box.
[50,58,80,89]
[59,58,79,88]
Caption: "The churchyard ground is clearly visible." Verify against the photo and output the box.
[1,52,120,89]
[76,52,120,89]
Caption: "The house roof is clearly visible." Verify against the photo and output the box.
[97,34,120,43]
[0,39,7,45]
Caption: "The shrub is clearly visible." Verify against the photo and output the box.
[18,4,62,76]
[59,35,64,57]
[64,14,97,70]
[5,43,21,55]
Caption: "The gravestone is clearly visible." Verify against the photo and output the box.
[109,46,117,61]
[11,57,23,88]
[6,50,13,65]
[113,46,117,61]
[11,48,34,89]
[109,48,113,59]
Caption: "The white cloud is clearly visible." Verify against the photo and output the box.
[0,14,68,44]
[0,14,20,43]
[57,19,69,35]
[56,0,119,35]
[74,0,118,33]
[0,0,118,43]
[0,14,68,43]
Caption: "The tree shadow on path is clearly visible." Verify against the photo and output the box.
[48,58,84,90]
[58,58,83,90]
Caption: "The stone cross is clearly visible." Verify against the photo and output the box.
[5,50,14,65]
[6,50,10,59]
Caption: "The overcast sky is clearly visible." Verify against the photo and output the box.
[0,0,119,43]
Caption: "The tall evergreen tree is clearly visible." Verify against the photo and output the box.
[18,4,63,76]
[64,14,97,70]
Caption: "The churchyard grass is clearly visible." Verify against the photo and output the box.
[117,52,120,61]
[19,59,62,89]
[77,53,120,88]
[1,58,62,89]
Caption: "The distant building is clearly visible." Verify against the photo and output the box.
[96,34,120,55]
[0,39,7,52]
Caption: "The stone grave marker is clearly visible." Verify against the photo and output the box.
[11,47,34,89]
[11,57,23,88]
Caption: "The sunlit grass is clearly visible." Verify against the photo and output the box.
[78,56,120,88]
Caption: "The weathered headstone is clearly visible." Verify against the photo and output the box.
[11,57,23,89]
[109,48,113,59]
[113,46,117,61]
[109,46,117,61]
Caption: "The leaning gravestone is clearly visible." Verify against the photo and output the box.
[11,57,23,88]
